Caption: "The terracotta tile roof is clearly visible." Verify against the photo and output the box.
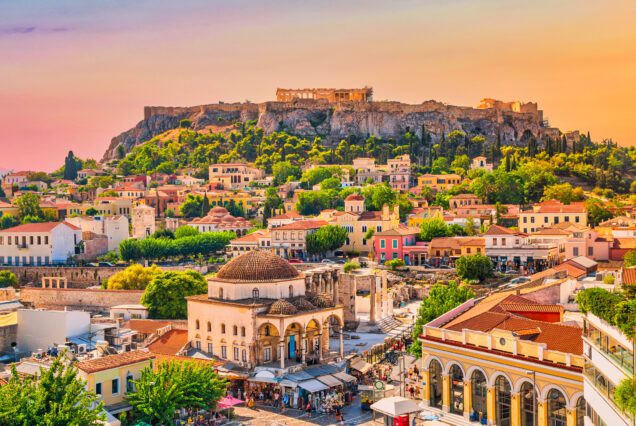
[124,319,171,334]
[76,350,155,373]
[430,237,461,250]
[0,221,80,233]
[147,330,188,355]
[358,211,383,221]
[531,200,587,214]
[531,228,572,236]
[375,226,420,236]
[269,212,303,220]
[457,237,485,246]
[613,238,636,249]
[450,194,481,199]
[483,224,519,235]
[345,193,364,201]
[275,220,327,230]
[230,229,269,244]
[623,268,636,286]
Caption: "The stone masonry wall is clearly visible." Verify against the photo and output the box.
[19,287,143,313]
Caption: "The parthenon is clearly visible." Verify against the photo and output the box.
[276,87,373,102]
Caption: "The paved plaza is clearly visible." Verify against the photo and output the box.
[229,402,375,425]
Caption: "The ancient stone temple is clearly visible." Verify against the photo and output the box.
[276,87,373,102]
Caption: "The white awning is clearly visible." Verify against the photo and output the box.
[249,370,278,384]
[316,374,343,387]
[333,371,357,383]
[350,357,372,373]
[279,379,298,388]
[298,379,329,393]
[370,396,422,417]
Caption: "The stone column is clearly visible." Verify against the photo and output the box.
[486,386,496,426]
[301,333,307,365]
[537,399,548,426]
[463,380,472,419]
[279,339,285,369]
[317,333,324,362]
[369,276,377,324]
[339,327,344,358]
[323,323,330,361]
[442,374,450,412]
[421,369,430,403]
[511,392,521,426]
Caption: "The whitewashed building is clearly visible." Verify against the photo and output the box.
[0,222,82,266]
[66,215,129,252]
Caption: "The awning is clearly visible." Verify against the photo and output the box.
[298,379,329,393]
[370,396,422,417]
[333,371,357,383]
[316,374,343,388]
[249,370,279,384]
[349,357,372,373]
[279,379,298,388]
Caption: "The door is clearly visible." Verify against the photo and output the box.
[288,335,296,359]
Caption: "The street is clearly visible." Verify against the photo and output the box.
[229,400,374,425]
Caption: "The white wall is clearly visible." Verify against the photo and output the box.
[51,224,81,262]
[209,277,306,300]
[17,309,90,354]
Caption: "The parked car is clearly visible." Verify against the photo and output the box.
[438,265,452,270]
[510,276,531,285]
[288,258,304,264]
[504,269,520,275]
[321,259,335,264]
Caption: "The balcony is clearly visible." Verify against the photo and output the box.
[16,243,29,250]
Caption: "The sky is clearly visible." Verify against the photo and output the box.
[1,0,635,171]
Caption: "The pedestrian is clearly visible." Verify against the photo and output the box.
[305,401,312,417]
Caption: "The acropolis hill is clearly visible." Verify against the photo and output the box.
[102,87,579,160]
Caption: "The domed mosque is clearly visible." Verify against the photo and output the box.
[187,250,344,370]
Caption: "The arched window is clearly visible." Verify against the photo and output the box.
[207,322,211,332]
[495,376,512,426]
[548,389,567,426]
[428,360,443,409]
[195,320,200,330]
[289,285,294,298]
[242,349,247,362]
[471,370,488,421]
[218,287,224,299]
[252,288,259,298]
[449,365,464,415]
[576,397,586,426]
[264,326,270,336]
[221,323,226,334]
[233,325,238,336]
[241,327,246,337]
[520,382,536,426]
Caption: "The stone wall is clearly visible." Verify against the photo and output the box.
[0,323,17,355]
[19,287,143,313]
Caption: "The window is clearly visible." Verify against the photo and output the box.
[241,327,246,337]
[195,320,200,330]
[111,378,120,395]
[242,349,247,362]
[126,374,134,392]
[501,238,506,245]
[530,217,535,224]
[95,382,102,396]
[221,324,226,334]
[218,288,223,299]
[207,322,211,332]
[44,236,49,244]
[289,285,294,298]
[264,347,271,362]
[195,340,201,349]
[207,343,213,354]
[376,226,382,232]
[264,326,270,336]
[544,217,549,224]
[564,216,570,222]
[392,239,398,249]
[466,248,471,254]
[221,346,227,359]
[233,347,239,361]
[575,216,580,223]
[233,325,238,336]
[252,288,259,298]
[495,376,511,426]
[588,247,593,256]
[380,240,386,249]
[493,238,498,246]
[573,247,579,256]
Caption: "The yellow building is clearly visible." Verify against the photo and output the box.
[519,200,587,234]
[76,350,155,415]
[419,293,585,426]
[417,174,462,191]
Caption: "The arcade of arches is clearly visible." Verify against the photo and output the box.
[422,358,584,426]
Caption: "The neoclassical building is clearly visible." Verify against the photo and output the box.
[419,293,585,426]
[187,251,344,370]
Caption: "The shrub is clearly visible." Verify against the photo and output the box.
[615,378,636,416]
[385,259,405,271]
[602,274,615,285]
[455,253,493,281]
[0,271,18,288]
[343,261,361,273]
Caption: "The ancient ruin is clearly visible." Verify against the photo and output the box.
[276,87,373,102]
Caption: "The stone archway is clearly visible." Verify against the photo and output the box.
[323,314,345,359]
[283,322,305,364]
[305,319,322,364]
[256,322,280,365]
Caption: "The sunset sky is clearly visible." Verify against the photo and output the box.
[1,0,635,171]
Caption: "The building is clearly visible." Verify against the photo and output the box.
[449,194,483,209]
[131,204,155,239]
[186,250,345,369]
[113,184,146,199]
[519,200,587,234]
[0,222,82,266]
[208,163,265,190]
[17,309,90,355]
[386,154,411,190]
[484,225,560,273]
[187,206,251,236]
[227,229,271,258]
[276,87,373,102]
[471,156,494,172]
[66,215,129,252]
[563,228,610,261]
[407,206,444,228]
[419,292,584,426]
[582,312,633,426]
[417,174,462,191]
[270,220,327,260]
[76,350,155,416]
[373,227,419,264]
[353,158,384,185]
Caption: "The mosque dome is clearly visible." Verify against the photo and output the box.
[268,299,298,315]
[216,250,300,282]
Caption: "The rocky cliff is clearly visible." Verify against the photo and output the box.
[102,99,563,161]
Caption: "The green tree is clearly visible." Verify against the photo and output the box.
[179,119,192,129]
[105,264,162,290]
[463,217,477,236]
[615,378,636,416]
[141,271,208,319]
[115,144,126,159]
[0,214,18,230]
[119,239,142,262]
[431,157,450,174]
[272,161,302,185]
[175,226,199,239]
[624,251,636,268]
[541,183,584,204]
[361,183,396,211]
[343,261,361,273]
[127,360,227,425]
[151,228,175,239]
[306,225,348,257]
[409,282,474,357]
[586,198,613,227]
[385,259,405,270]
[418,217,450,242]
[180,194,205,218]
[455,253,493,281]
[85,207,99,216]
[63,151,82,180]
[0,353,105,425]
[0,270,18,288]
[296,191,330,215]
[15,193,43,220]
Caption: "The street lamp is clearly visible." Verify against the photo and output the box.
[526,370,537,426]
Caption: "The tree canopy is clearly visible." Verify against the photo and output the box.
[105,264,162,290]
[455,253,493,282]
[141,270,208,319]
[306,225,348,256]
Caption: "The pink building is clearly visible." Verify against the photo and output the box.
[373,227,420,264]
[564,228,610,261]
